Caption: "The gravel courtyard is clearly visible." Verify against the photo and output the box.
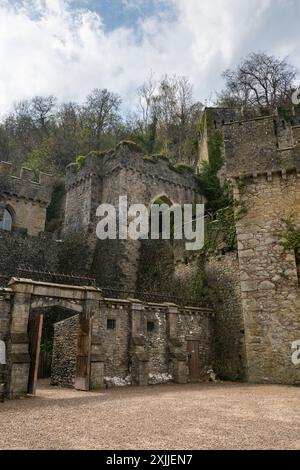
[1,381,300,450]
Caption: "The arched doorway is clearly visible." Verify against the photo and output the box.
[137,194,176,293]
[149,194,174,238]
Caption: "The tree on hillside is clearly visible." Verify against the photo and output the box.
[218,52,297,111]
[83,89,122,151]
[30,96,57,135]
[129,75,203,163]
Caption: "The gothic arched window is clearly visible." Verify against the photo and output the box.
[1,208,13,232]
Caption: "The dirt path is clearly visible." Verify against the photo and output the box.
[1,381,300,450]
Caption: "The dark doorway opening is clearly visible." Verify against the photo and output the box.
[27,307,79,395]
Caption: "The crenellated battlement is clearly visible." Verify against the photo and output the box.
[223,115,300,179]
[65,143,199,193]
[0,162,52,205]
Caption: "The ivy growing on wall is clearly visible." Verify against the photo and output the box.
[280,218,300,281]
[281,218,300,276]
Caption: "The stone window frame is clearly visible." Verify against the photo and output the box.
[107,318,116,330]
[147,320,155,333]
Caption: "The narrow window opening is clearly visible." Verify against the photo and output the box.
[147,321,155,333]
[107,319,116,330]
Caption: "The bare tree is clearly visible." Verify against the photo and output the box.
[137,72,157,131]
[30,96,57,133]
[218,52,297,111]
[130,74,202,162]
[84,89,122,150]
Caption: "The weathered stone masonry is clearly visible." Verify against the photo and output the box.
[51,297,214,388]
[0,279,103,398]
[51,315,79,387]
[0,279,213,397]
[223,114,300,384]
[63,145,205,291]
[0,162,53,236]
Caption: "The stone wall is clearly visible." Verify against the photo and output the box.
[63,144,205,291]
[144,308,169,376]
[223,110,300,385]
[205,252,246,381]
[51,298,213,388]
[0,162,53,236]
[0,230,60,280]
[232,173,300,384]
[174,252,246,381]
[51,315,79,387]
[92,300,131,380]
[0,291,11,398]
[223,117,300,178]
[136,239,175,292]
[198,107,244,170]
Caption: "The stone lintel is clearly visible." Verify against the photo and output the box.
[8,278,102,301]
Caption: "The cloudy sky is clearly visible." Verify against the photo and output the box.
[0,0,299,114]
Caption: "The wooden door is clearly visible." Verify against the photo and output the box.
[75,314,91,391]
[28,313,43,395]
[187,340,201,382]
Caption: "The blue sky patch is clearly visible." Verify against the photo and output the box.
[73,0,173,31]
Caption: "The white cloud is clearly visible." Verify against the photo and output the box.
[0,0,299,115]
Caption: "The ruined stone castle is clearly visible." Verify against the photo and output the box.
[1,104,300,400]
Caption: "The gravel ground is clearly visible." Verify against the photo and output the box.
[1,380,300,450]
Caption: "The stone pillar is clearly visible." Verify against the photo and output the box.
[130,300,148,386]
[75,288,102,391]
[8,284,33,398]
[90,358,105,390]
[167,304,188,384]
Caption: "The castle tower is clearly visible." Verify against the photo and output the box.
[223,113,300,384]
[63,143,204,291]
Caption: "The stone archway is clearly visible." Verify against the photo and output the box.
[7,278,102,399]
